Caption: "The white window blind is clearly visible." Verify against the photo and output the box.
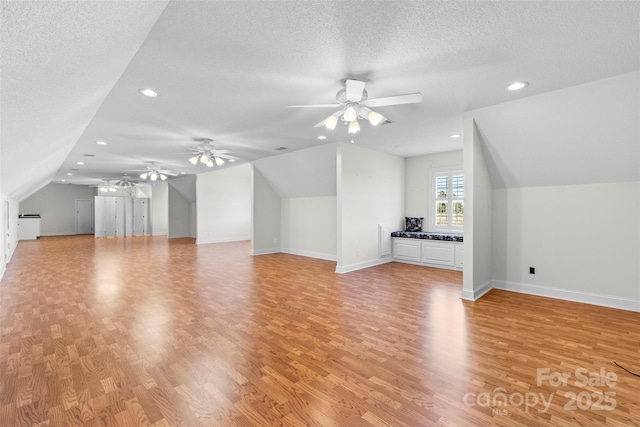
[430,168,464,232]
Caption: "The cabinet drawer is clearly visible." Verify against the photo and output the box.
[421,242,455,266]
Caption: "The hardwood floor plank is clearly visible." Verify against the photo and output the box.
[1,236,639,426]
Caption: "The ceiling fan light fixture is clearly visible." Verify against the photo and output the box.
[160,173,167,181]
[367,110,386,126]
[348,120,360,134]
[214,156,225,166]
[189,156,199,165]
[205,159,214,167]
[200,153,209,164]
[343,104,357,122]
[150,172,158,181]
[140,172,148,179]
[324,115,339,130]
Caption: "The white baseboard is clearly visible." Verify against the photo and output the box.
[6,242,17,264]
[335,257,392,274]
[492,280,640,312]
[392,259,462,271]
[40,231,75,236]
[196,236,251,245]
[460,280,493,301]
[152,232,168,236]
[280,248,337,262]
[252,247,280,256]
[168,234,193,239]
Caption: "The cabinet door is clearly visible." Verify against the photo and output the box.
[421,241,455,266]
[393,239,421,262]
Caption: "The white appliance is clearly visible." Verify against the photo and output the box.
[18,214,41,240]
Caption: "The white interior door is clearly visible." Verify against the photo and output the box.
[76,199,94,235]
[133,198,149,235]
[103,197,116,236]
[114,198,125,237]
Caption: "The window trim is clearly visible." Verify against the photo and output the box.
[428,166,464,233]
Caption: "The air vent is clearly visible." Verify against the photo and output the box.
[83,154,95,157]
[275,147,288,151]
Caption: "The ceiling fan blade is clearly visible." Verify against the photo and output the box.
[345,80,366,102]
[364,92,422,107]
[287,103,341,108]
[313,110,342,128]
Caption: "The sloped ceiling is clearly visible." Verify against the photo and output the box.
[168,175,196,203]
[1,1,639,202]
[467,71,640,188]
[1,1,169,202]
[253,144,337,198]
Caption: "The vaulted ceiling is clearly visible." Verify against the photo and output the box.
[2,1,639,202]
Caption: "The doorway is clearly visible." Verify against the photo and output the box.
[76,199,94,235]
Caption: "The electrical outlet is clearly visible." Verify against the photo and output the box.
[529,267,535,274]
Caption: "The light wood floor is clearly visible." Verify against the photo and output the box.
[1,236,639,426]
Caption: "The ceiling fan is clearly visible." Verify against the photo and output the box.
[113,174,138,188]
[90,176,139,193]
[132,163,177,181]
[181,138,237,167]
[90,181,118,193]
[288,79,422,134]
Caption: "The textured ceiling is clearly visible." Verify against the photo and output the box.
[2,1,639,201]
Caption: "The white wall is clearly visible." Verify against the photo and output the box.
[1,195,19,279]
[252,166,281,254]
[151,182,168,236]
[168,184,191,238]
[337,143,404,273]
[19,183,96,236]
[462,119,493,300]
[492,182,640,310]
[281,196,337,261]
[196,163,252,244]
[190,202,197,237]
[405,150,463,225]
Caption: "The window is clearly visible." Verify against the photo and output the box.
[430,168,464,232]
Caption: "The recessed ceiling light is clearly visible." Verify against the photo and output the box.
[138,88,158,97]
[450,134,462,139]
[229,159,236,162]
[61,179,66,182]
[180,172,186,175]
[76,161,84,165]
[317,135,327,140]
[96,140,107,145]
[507,81,529,91]
[67,173,73,176]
